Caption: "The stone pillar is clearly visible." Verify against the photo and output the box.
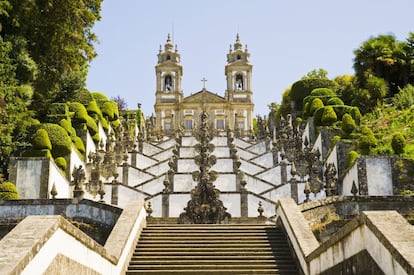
[131,150,137,167]
[290,179,298,203]
[162,193,169,218]
[122,163,129,186]
[240,189,248,218]
[111,182,119,205]
[280,162,288,185]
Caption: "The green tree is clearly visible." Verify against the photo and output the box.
[1,0,102,119]
[353,34,407,95]
[0,181,19,200]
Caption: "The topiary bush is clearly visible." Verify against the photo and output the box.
[73,89,94,106]
[309,98,324,116]
[32,128,52,150]
[54,157,67,171]
[346,150,359,169]
[59,118,76,137]
[101,117,109,131]
[39,123,72,158]
[358,126,378,154]
[91,92,109,107]
[321,106,337,126]
[327,97,344,106]
[341,113,356,137]
[86,115,99,136]
[69,102,88,128]
[391,133,406,155]
[87,100,103,120]
[22,149,52,158]
[0,181,19,200]
[72,136,86,155]
[101,101,119,121]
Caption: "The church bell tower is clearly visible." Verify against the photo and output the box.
[154,34,183,132]
[225,34,254,133]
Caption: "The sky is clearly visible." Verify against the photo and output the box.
[86,0,414,117]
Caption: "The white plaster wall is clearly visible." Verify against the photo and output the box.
[158,138,176,149]
[127,168,153,186]
[16,159,43,199]
[142,143,162,156]
[48,160,70,198]
[146,161,169,176]
[234,138,251,149]
[247,194,275,218]
[211,137,227,146]
[324,145,338,178]
[237,149,257,160]
[221,194,241,217]
[137,177,164,196]
[213,147,230,158]
[251,153,274,169]
[169,194,191,217]
[215,174,237,191]
[69,149,84,182]
[177,159,198,173]
[342,163,359,196]
[85,131,96,161]
[135,154,157,170]
[97,122,108,150]
[212,159,233,173]
[245,175,274,194]
[179,147,195,158]
[181,137,198,147]
[152,148,173,162]
[265,184,291,202]
[313,133,323,159]
[366,158,393,195]
[174,174,196,192]
[147,195,162,217]
[248,141,267,155]
[116,185,147,209]
[240,159,264,175]
[255,166,281,184]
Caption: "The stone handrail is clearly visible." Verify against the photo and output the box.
[0,200,146,274]
[276,198,414,275]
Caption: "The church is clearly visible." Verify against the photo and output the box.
[153,34,254,135]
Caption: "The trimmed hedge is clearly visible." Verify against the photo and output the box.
[22,149,52,158]
[91,92,109,107]
[86,115,99,136]
[327,97,344,106]
[290,79,338,111]
[101,101,119,121]
[55,157,67,171]
[391,133,406,155]
[32,129,52,150]
[321,106,337,125]
[72,136,86,154]
[309,98,324,116]
[69,102,88,127]
[87,100,102,120]
[341,113,356,136]
[39,123,72,158]
[359,126,378,154]
[59,118,76,137]
[0,182,19,200]
[73,89,94,106]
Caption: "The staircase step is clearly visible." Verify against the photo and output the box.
[127,224,299,274]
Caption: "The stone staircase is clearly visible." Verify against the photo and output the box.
[126,224,299,274]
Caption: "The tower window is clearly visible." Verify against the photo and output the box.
[166,55,171,60]
[237,55,241,60]
[164,75,173,91]
[235,74,243,90]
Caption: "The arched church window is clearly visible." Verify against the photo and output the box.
[237,55,241,60]
[166,55,171,60]
[235,74,243,90]
[164,75,173,91]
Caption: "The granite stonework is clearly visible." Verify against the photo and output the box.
[276,198,414,274]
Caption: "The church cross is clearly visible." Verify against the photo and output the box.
[201,77,207,89]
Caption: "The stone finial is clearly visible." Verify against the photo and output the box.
[50,182,58,199]
[351,180,358,197]
[257,201,264,217]
[146,201,153,218]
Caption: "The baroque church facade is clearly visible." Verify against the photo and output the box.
[153,34,254,135]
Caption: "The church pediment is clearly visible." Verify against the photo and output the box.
[182,90,227,104]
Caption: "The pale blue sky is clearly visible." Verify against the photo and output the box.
[86,0,414,116]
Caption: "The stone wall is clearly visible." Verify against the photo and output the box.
[0,200,146,275]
